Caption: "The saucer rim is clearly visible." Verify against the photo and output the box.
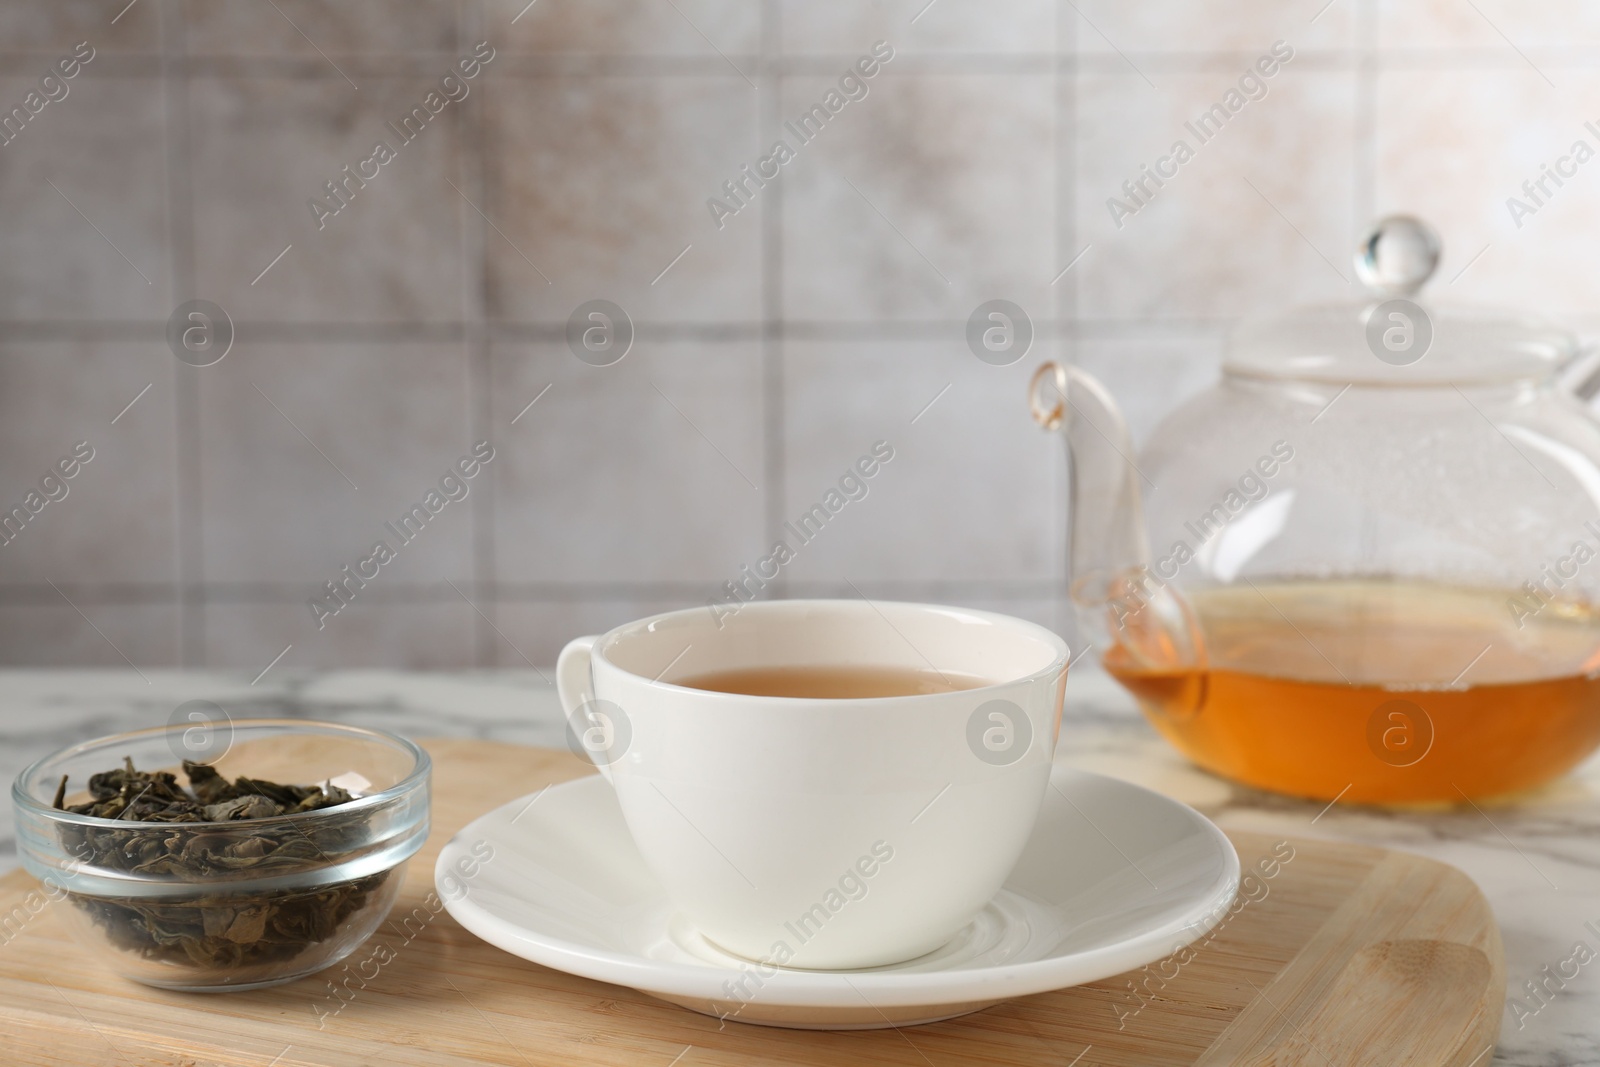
[438,767,1241,1009]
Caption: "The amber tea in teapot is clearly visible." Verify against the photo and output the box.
[1104,579,1600,803]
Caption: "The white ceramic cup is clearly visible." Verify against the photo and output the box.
[556,599,1069,970]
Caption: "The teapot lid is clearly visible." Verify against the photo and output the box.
[1223,216,1577,386]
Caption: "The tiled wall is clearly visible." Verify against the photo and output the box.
[1,0,1593,670]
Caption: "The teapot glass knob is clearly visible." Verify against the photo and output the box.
[1354,215,1440,296]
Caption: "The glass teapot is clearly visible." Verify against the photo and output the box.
[1029,216,1600,804]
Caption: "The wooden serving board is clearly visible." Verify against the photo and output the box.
[0,740,1503,1067]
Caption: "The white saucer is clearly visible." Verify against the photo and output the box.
[437,766,1240,1030]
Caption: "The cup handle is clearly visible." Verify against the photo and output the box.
[556,635,614,783]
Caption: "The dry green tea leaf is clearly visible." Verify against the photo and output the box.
[53,759,388,978]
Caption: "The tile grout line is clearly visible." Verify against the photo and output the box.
[1354,0,1378,236]
[0,581,1073,604]
[154,0,183,669]
[1055,0,1076,641]
[459,0,497,667]
[157,0,205,668]
[0,317,1264,338]
[19,49,1600,78]
[761,0,786,600]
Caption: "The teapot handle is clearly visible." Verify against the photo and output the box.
[1028,362,1151,600]
[1028,362,1206,678]
[1560,342,1600,406]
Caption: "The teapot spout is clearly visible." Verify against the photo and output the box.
[1028,362,1205,673]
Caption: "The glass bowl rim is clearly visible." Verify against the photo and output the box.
[11,717,431,832]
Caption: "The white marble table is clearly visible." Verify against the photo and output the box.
[2,667,1595,1066]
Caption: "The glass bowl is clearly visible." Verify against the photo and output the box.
[11,719,430,992]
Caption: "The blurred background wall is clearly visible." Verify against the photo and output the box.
[0,0,1592,670]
